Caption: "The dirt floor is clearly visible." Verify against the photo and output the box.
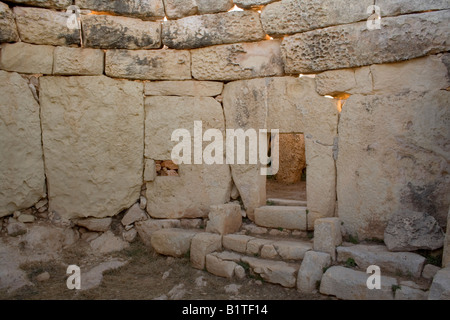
[0,240,327,300]
[266,179,306,201]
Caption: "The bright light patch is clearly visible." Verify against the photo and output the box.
[229,5,244,12]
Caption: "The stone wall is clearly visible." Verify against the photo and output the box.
[0,0,449,242]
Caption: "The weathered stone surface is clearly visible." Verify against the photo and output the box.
[162,0,197,19]
[40,76,143,219]
[36,271,50,282]
[90,231,129,253]
[0,2,19,43]
[282,10,450,73]
[337,245,426,278]
[384,211,445,252]
[206,253,237,278]
[6,0,71,9]
[180,218,203,229]
[106,49,191,80]
[0,42,54,74]
[274,241,312,260]
[262,0,372,36]
[144,159,156,182]
[246,238,273,256]
[17,214,35,223]
[122,228,137,242]
[214,250,243,262]
[337,90,450,239]
[81,259,128,290]
[254,206,307,230]
[206,203,242,235]
[6,219,27,237]
[429,267,450,300]
[14,7,80,46]
[276,134,306,184]
[297,251,331,293]
[314,218,342,260]
[162,11,265,49]
[24,225,75,254]
[82,14,161,49]
[377,0,450,16]
[0,71,46,217]
[315,67,373,96]
[444,208,450,268]
[190,232,222,269]
[135,218,180,246]
[223,234,254,253]
[0,239,33,292]
[423,264,441,280]
[196,0,233,14]
[320,266,397,300]
[260,244,278,259]
[76,0,165,20]
[144,81,223,97]
[242,256,299,288]
[192,40,284,81]
[234,0,277,9]
[121,203,148,226]
[53,46,104,75]
[151,228,198,257]
[395,286,428,300]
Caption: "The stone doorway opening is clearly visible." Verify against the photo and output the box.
[266,133,307,203]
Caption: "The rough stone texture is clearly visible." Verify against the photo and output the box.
[336,245,426,278]
[123,228,137,242]
[0,71,46,217]
[105,49,191,80]
[254,206,307,230]
[395,286,428,300]
[242,256,299,288]
[76,217,112,232]
[377,0,450,16]
[0,2,19,43]
[121,203,148,226]
[81,259,128,290]
[24,224,77,254]
[275,134,306,184]
[282,10,450,73]
[273,241,312,260]
[0,239,33,292]
[82,14,161,49]
[180,219,203,229]
[162,0,197,19]
[6,220,27,237]
[0,42,54,74]
[260,244,278,259]
[384,210,445,252]
[261,0,373,36]
[234,0,277,9]
[53,46,104,76]
[40,76,143,219]
[6,0,71,9]
[191,40,284,81]
[162,11,265,49]
[337,90,450,239]
[144,81,223,97]
[196,0,233,14]
[206,203,242,235]
[13,7,80,46]
[145,96,231,219]
[223,234,254,253]
[315,67,373,96]
[17,214,35,223]
[246,238,273,256]
[206,253,237,278]
[144,159,156,182]
[422,264,441,280]
[190,232,222,269]
[313,218,342,260]
[76,0,165,20]
[297,251,331,294]
[90,231,129,254]
[444,208,450,268]
[135,219,180,246]
[320,266,397,300]
[429,267,450,300]
[150,228,198,257]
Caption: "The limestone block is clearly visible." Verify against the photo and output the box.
[282,10,450,73]
[241,256,299,288]
[315,66,373,96]
[105,49,191,80]
[0,71,46,217]
[313,218,342,260]
[297,251,331,294]
[206,253,237,278]
[0,43,54,74]
[206,203,242,235]
[13,6,80,46]
[337,90,450,239]
[162,0,197,19]
[191,40,284,81]
[273,240,312,260]
[422,264,441,280]
[76,0,165,20]
[150,228,198,257]
[394,286,428,300]
[40,76,143,219]
[144,81,223,97]
[234,0,277,9]
[196,0,233,14]
[190,232,222,269]
[254,206,307,230]
[162,11,265,49]
[135,218,181,246]
[260,244,278,259]
[76,217,112,232]
[82,14,161,49]
[6,0,71,9]
[53,46,104,75]
[246,238,273,256]
[429,267,450,300]
[90,231,129,254]
[0,2,19,43]
[223,234,254,253]
[121,203,148,226]
[377,0,450,16]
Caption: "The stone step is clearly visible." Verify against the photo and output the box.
[254,206,307,231]
[267,198,307,207]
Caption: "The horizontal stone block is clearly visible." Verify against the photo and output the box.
[163,0,232,19]
[234,0,277,9]
[53,46,104,75]
[162,11,265,49]
[206,203,242,235]
[76,0,165,20]
[135,218,181,246]
[377,0,450,16]
[315,67,373,96]
[0,2,19,43]
[150,228,198,257]
[273,240,312,260]
[254,206,307,230]
[144,81,223,97]
[6,0,71,9]
[75,217,112,232]
[242,256,299,288]
[105,49,191,80]
[190,232,222,269]
[282,10,450,73]
[206,253,237,278]
[223,234,254,253]
[82,14,161,49]
[0,42,54,74]
[14,6,80,46]
[191,40,284,81]
[429,267,450,300]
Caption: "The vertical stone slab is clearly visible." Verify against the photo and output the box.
[0,71,46,217]
[40,76,144,219]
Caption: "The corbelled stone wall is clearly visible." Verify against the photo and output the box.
[0,0,449,240]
